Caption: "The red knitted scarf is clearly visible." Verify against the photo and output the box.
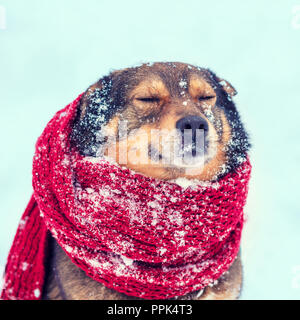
[1,94,251,300]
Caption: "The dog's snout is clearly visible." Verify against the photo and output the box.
[175,116,209,157]
[176,116,208,133]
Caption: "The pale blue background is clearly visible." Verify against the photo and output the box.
[0,0,300,299]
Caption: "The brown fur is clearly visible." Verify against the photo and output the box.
[43,62,246,300]
[74,62,236,181]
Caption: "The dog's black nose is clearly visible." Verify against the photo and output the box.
[176,116,208,157]
[176,116,208,134]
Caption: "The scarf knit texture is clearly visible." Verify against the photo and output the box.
[1,94,251,300]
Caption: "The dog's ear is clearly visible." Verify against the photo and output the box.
[77,68,126,120]
[77,76,112,120]
[71,73,118,156]
[216,76,237,97]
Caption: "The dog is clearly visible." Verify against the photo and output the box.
[42,62,250,300]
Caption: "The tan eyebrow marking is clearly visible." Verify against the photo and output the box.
[188,75,216,99]
[130,78,170,101]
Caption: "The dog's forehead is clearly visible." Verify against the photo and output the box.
[139,62,211,81]
[121,62,215,94]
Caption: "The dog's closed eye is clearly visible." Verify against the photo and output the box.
[198,95,216,101]
[136,97,160,103]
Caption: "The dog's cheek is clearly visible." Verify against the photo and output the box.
[220,111,232,147]
[101,115,120,138]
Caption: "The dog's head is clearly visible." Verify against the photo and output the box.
[70,62,250,181]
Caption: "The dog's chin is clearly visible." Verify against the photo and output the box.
[149,140,217,169]
[144,154,212,181]
[159,139,221,180]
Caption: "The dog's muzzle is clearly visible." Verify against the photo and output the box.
[176,116,208,157]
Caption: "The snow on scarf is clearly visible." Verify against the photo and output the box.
[1,94,251,300]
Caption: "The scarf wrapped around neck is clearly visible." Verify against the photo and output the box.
[1,94,251,300]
